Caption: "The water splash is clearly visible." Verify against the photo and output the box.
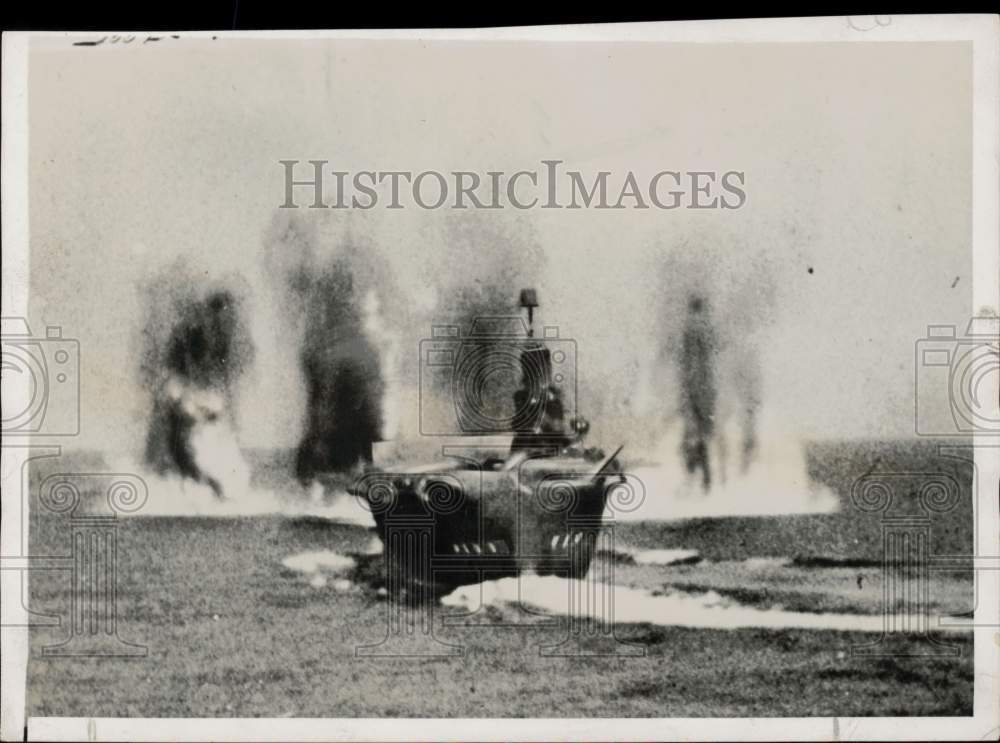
[609,250,840,520]
[616,408,838,521]
[281,550,357,591]
[628,549,701,566]
[108,453,376,523]
[442,573,970,634]
[281,550,356,574]
[108,460,278,517]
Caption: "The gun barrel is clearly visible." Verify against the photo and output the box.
[591,445,624,482]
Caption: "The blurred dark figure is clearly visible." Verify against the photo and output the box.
[741,405,758,473]
[144,290,244,498]
[730,343,762,475]
[296,340,383,483]
[294,265,384,484]
[680,294,717,491]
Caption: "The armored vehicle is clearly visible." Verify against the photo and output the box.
[349,289,624,592]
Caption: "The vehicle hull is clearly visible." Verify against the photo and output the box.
[355,453,618,592]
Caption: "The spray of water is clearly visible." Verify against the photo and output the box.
[614,247,837,519]
[441,572,969,634]
[123,211,837,526]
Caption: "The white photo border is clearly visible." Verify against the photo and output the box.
[2,13,997,742]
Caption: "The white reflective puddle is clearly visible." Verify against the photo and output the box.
[442,574,971,634]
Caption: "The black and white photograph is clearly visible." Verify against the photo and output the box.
[1,14,998,742]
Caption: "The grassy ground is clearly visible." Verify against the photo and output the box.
[25,440,976,718]
[26,517,973,718]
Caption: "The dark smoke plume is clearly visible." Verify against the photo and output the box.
[426,215,546,428]
[679,294,718,490]
[264,214,392,484]
[719,255,775,474]
[649,245,775,488]
[730,343,762,472]
[433,216,545,330]
[139,266,253,494]
[293,256,385,483]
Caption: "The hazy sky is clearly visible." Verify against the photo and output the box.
[27,39,972,452]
